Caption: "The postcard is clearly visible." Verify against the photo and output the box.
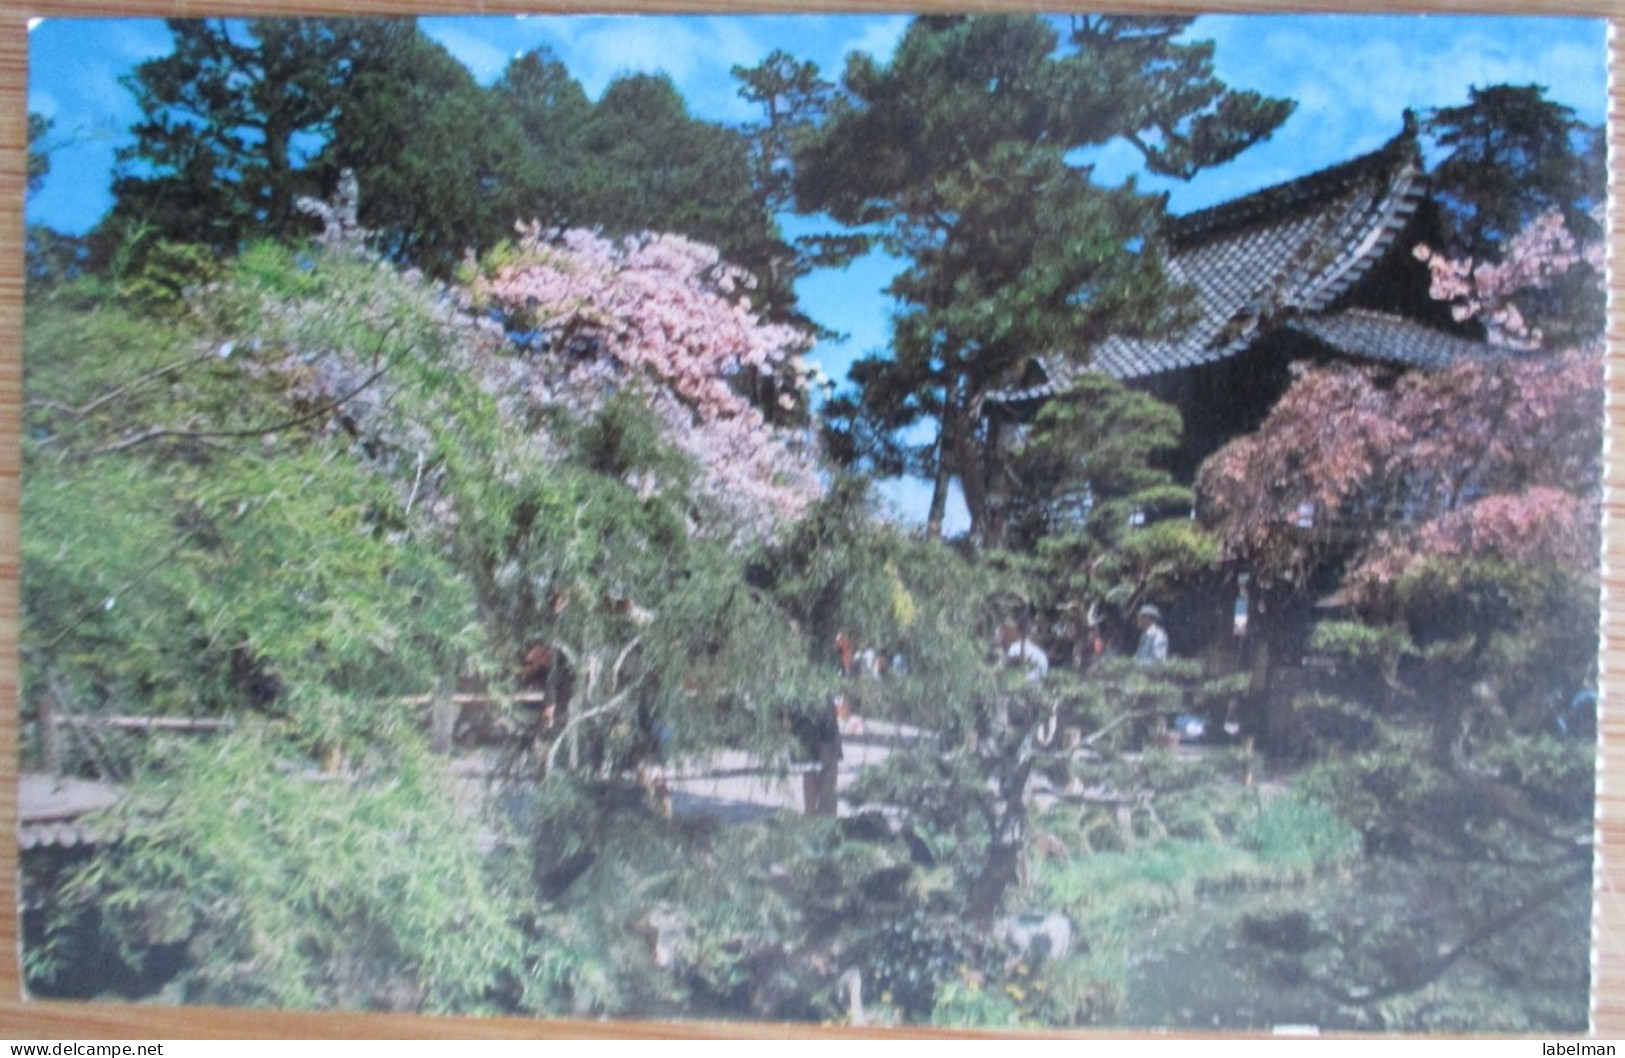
[13,10,1611,1036]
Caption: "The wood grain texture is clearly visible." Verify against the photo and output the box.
[0,1,1617,1039]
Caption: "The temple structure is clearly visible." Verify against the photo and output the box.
[988,117,1500,481]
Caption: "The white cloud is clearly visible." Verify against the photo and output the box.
[680,18,780,123]
[560,18,705,99]
[106,20,171,64]
[1225,17,1604,131]
[28,88,58,120]
[426,24,511,83]
[1171,14,1606,216]
[839,16,908,66]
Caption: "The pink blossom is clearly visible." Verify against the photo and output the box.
[1205,211,1602,599]
[469,225,824,540]
[1413,209,1594,349]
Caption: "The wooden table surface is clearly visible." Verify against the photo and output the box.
[0,0,1618,1038]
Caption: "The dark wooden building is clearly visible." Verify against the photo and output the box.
[988,118,1497,481]
[984,120,1515,746]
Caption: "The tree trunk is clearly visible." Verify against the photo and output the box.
[38,670,62,775]
[1248,589,1312,757]
[925,425,952,542]
[956,417,990,547]
[1242,587,1278,752]
[262,116,295,236]
[928,397,987,544]
[967,752,1034,919]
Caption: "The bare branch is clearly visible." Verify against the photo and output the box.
[1083,708,1156,747]
[93,361,390,457]
[544,690,634,777]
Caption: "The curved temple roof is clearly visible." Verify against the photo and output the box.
[1284,309,1505,371]
[989,120,1493,404]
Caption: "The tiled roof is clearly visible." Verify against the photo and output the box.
[987,121,1493,403]
[1286,309,1504,370]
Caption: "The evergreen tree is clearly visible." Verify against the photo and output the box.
[732,50,848,330]
[493,48,595,230]
[23,113,90,290]
[796,16,1293,543]
[1425,84,1604,260]
[997,373,1217,658]
[318,23,531,276]
[573,74,780,301]
[110,18,396,252]
[27,113,51,195]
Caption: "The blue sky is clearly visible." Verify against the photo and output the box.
[26,13,1609,529]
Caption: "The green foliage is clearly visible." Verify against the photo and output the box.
[110,19,397,253]
[1030,794,1355,1024]
[1007,373,1190,551]
[1295,554,1595,863]
[63,733,520,1012]
[1236,793,1360,869]
[25,225,93,292]
[984,373,1216,679]
[1285,858,1590,1032]
[930,972,1026,1029]
[864,907,997,1021]
[757,480,998,708]
[106,22,792,301]
[1308,620,1411,668]
[24,241,499,767]
[494,48,593,226]
[320,23,532,277]
[1425,85,1606,261]
[112,239,222,316]
[575,75,778,296]
[27,112,51,195]
[510,777,954,1023]
[25,236,845,1014]
[27,34,1599,1029]
[731,50,841,330]
[800,14,1291,541]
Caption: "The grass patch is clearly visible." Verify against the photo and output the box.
[1024,792,1359,1023]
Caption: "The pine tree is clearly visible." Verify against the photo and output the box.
[796,16,1293,543]
[110,19,396,252]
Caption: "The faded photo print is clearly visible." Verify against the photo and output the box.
[19,12,1607,1032]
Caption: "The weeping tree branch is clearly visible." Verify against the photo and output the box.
[94,360,392,456]
[541,636,644,778]
[90,324,402,457]
[1083,708,1156,747]
[27,347,222,435]
[43,536,192,651]
[544,690,635,777]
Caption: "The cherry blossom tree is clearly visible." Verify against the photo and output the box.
[1200,209,1602,602]
[466,224,824,541]
[1195,209,1601,1010]
[1414,208,1605,349]
[1198,349,1601,600]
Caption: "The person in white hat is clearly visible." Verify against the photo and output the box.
[1134,604,1168,666]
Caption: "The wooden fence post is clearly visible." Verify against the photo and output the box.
[430,674,456,754]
